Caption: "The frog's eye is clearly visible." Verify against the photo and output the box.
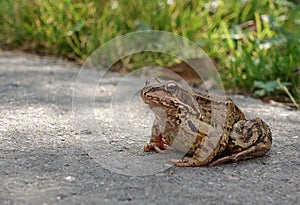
[165,82,178,94]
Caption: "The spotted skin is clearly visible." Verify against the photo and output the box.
[141,78,272,167]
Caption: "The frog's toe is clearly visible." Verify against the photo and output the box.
[172,157,207,167]
[171,159,189,167]
[208,157,235,166]
[144,143,164,153]
[172,157,197,167]
[171,159,181,163]
[143,144,153,152]
[154,145,164,154]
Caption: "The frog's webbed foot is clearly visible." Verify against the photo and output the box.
[171,157,208,167]
[144,134,170,154]
[209,140,272,166]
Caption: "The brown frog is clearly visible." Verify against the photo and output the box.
[141,77,272,167]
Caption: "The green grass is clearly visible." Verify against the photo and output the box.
[0,0,299,105]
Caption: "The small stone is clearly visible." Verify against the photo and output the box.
[65,176,76,182]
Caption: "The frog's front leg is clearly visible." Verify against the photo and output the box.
[144,120,169,153]
[209,118,272,166]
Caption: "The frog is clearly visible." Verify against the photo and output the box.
[140,77,272,167]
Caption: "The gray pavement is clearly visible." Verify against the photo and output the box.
[0,51,299,205]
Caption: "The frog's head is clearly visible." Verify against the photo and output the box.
[140,77,200,118]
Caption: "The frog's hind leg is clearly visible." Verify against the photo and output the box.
[209,118,272,166]
[209,141,271,166]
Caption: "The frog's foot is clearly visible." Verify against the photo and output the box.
[144,143,166,153]
[171,157,207,167]
[209,141,271,166]
[144,134,169,154]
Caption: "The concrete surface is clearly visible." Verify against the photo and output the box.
[0,51,299,205]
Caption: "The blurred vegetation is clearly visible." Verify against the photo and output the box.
[0,0,299,105]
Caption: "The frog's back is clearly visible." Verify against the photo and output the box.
[193,90,246,126]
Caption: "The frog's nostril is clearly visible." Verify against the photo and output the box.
[142,92,147,97]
